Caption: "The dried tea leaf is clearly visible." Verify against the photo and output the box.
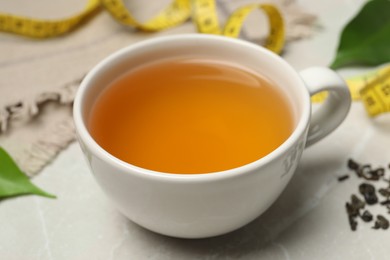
[346,202,359,218]
[351,194,365,210]
[363,168,385,181]
[338,175,350,182]
[361,210,373,222]
[348,216,358,231]
[359,183,378,205]
[378,188,390,197]
[357,165,372,179]
[373,168,385,177]
[372,215,389,230]
[348,159,360,171]
[380,200,390,205]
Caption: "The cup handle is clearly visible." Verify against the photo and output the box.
[299,67,351,147]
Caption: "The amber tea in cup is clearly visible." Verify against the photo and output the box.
[88,58,294,174]
[75,35,351,238]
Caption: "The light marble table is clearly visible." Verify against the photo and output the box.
[2,0,390,259]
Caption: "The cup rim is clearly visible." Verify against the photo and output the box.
[73,34,311,182]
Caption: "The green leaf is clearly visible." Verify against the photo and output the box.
[0,147,56,199]
[330,0,390,69]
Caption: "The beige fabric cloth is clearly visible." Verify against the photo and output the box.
[0,0,316,176]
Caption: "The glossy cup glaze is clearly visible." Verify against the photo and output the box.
[73,34,351,238]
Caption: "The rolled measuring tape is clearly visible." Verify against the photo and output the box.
[0,0,389,117]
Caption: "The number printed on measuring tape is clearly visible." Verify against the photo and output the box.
[359,66,390,117]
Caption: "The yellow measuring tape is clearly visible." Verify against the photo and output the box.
[0,0,389,117]
[0,0,284,53]
[357,65,390,117]
[311,65,390,117]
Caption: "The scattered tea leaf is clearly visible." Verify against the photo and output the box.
[348,215,358,231]
[344,159,390,231]
[373,168,385,177]
[0,147,55,199]
[349,163,385,181]
[366,168,385,180]
[346,202,359,231]
[379,187,390,198]
[372,215,389,230]
[380,200,390,206]
[359,183,378,205]
[330,0,390,68]
[338,174,350,182]
[346,202,359,218]
[361,210,373,222]
[351,194,365,210]
[348,159,360,171]
[358,165,373,180]
[346,194,365,231]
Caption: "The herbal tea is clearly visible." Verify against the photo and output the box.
[88,58,294,174]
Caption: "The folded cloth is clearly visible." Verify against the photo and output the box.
[0,0,316,176]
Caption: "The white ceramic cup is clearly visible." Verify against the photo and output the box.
[73,34,351,238]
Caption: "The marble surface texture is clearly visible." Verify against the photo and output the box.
[2,0,390,259]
